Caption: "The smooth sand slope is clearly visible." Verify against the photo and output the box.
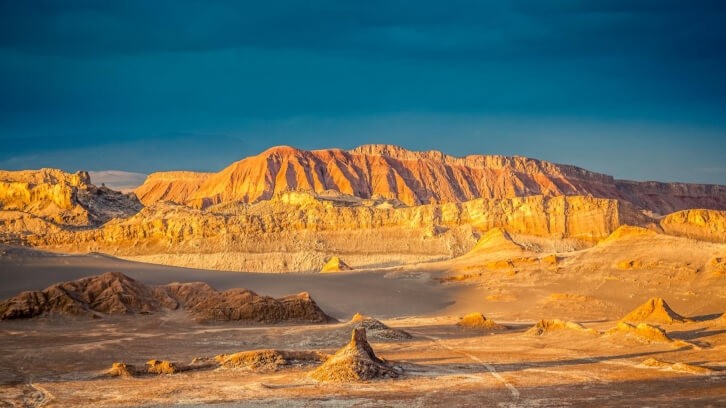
[0,246,465,319]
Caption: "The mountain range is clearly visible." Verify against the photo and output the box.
[1,145,724,272]
[135,144,726,214]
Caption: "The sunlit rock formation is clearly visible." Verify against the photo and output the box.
[659,209,726,243]
[134,145,726,214]
[0,168,142,239]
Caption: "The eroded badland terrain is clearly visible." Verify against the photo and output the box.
[0,145,724,407]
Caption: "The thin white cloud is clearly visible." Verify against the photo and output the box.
[88,170,147,193]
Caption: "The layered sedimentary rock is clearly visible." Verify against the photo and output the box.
[3,145,725,273]
[0,168,141,230]
[134,145,726,214]
[659,209,726,243]
[26,193,643,272]
[0,272,333,323]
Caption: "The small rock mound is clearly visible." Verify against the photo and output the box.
[468,228,523,254]
[215,350,325,371]
[348,313,412,340]
[600,226,657,245]
[320,256,353,273]
[457,312,507,330]
[640,358,712,375]
[606,322,674,344]
[620,298,687,324]
[106,362,136,377]
[526,319,598,336]
[146,359,178,374]
[309,328,401,382]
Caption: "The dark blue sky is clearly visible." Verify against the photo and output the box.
[1,1,725,183]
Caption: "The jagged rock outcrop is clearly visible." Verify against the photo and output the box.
[0,271,165,318]
[0,272,333,323]
[620,298,688,324]
[659,209,726,243]
[309,328,401,382]
[0,168,142,230]
[133,145,726,214]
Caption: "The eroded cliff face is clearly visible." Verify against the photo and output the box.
[615,181,726,216]
[2,147,724,272]
[27,192,646,272]
[133,145,726,215]
[0,168,142,234]
[133,171,211,206]
[659,209,726,243]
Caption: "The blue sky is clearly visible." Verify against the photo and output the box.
[1,1,725,183]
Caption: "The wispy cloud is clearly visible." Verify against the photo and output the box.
[698,167,726,174]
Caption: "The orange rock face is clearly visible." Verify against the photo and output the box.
[134,145,726,214]
[134,171,212,206]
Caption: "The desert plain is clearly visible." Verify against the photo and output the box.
[0,145,725,407]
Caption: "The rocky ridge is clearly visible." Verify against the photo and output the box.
[2,145,725,272]
[134,145,726,215]
[0,168,142,241]
[0,272,333,323]
[24,193,644,272]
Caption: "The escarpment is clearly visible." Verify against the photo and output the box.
[24,193,642,272]
[134,145,726,214]
[2,145,725,272]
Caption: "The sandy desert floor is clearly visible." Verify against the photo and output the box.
[0,245,725,407]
